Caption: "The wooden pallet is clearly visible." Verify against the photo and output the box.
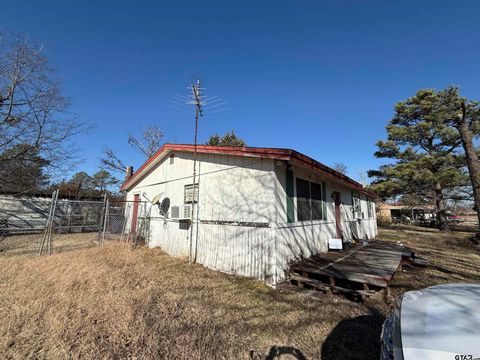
[289,274,379,299]
[286,240,422,301]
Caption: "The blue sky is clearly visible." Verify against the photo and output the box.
[1,1,480,182]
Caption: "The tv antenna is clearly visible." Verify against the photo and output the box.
[169,79,229,264]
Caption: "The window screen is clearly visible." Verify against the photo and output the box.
[310,182,323,220]
[367,199,374,218]
[352,193,361,218]
[296,178,311,221]
[295,178,326,221]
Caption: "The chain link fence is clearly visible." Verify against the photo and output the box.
[102,199,150,246]
[0,193,53,256]
[0,190,149,257]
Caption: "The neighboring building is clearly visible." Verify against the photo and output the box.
[0,194,52,234]
[120,144,377,286]
[378,203,435,223]
[0,193,105,235]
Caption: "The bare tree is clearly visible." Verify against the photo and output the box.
[0,33,87,187]
[128,126,164,158]
[332,162,347,175]
[100,146,127,174]
[357,170,370,187]
[101,125,164,176]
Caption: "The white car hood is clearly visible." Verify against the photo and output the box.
[401,283,480,360]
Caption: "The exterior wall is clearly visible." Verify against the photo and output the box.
[195,223,274,282]
[124,153,193,257]
[337,191,377,241]
[125,152,377,286]
[126,152,277,281]
[272,162,377,283]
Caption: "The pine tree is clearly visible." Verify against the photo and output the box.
[92,170,119,192]
[369,88,473,231]
[0,144,49,193]
[205,131,246,147]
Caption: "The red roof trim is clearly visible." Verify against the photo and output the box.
[120,144,374,195]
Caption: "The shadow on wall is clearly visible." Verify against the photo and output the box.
[195,155,330,283]
[320,306,385,360]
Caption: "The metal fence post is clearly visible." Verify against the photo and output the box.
[39,189,58,256]
[121,204,131,240]
[102,199,109,243]
[39,190,55,255]
[48,190,59,255]
[142,201,148,245]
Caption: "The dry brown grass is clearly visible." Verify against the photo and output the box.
[379,224,480,298]
[1,225,479,359]
[1,242,384,359]
[0,233,98,257]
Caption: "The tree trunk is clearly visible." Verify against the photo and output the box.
[457,102,480,233]
[435,182,448,231]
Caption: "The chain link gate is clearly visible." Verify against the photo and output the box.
[38,190,107,255]
[101,199,150,246]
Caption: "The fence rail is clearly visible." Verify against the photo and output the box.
[0,191,148,256]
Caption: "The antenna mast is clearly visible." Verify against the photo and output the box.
[168,79,228,265]
[189,79,202,264]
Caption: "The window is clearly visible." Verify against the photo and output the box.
[352,193,361,218]
[184,183,198,203]
[311,182,323,220]
[296,178,326,221]
[296,178,311,221]
[286,169,295,223]
[367,198,374,218]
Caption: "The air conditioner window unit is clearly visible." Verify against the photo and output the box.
[170,204,191,221]
[170,206,179,219]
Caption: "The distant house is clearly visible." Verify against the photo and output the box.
[120,144,377,286]
[378,203,435,223]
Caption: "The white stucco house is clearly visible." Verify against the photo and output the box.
[120,144,377,286]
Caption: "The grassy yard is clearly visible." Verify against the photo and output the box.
[0,232,98,257]
[380,225,480,297]
[0,226,479,359]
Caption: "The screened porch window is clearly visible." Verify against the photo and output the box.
[296,178,326,221]
[352,193,362,218]
[367,198,374,218]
